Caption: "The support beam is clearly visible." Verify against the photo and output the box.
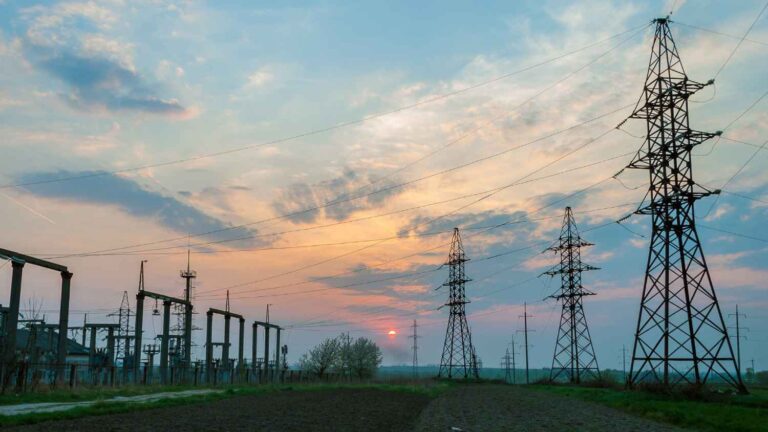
[160,301,171,384]
[251,322,258,374]
[223,315,231,373]
[133,294,144,382]
[184,303,192,374]
[56,271,72,385]
[107,327,116,367]
[206,311,213,382]
[4,260,24,365]
[275,327,281,380]
[238,318,244,373]
[263,325,270,376]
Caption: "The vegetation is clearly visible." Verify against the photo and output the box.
[298,334,383,379]
[534,384,768,432]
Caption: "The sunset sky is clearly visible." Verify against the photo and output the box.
[0,0,767,371]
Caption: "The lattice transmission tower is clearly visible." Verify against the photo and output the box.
[543,207,600,383]
[110,291,132,366]
[626,18,744,392]
[437,228,479,379]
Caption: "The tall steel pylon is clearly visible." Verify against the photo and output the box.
[409,319,419,379]
[543,207,600,383]
[626,18,744,392]
[437,228,479,379]
[115,291,132,365]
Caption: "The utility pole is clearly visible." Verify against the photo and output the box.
[622,345,627,384]
[437,228,479,379]
[511,337,517,384]
[409,320,419,379]
[180,250,196,374]
[729,305,748,380]
[625,17,745,393]
[542,207,600,383]
[518,303,533,384]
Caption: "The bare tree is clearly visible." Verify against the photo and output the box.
[298,337,341,378]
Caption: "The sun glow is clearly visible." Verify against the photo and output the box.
[387,330,397,336]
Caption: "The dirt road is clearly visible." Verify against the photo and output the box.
[6,384,684,431]
[414,384,683,431]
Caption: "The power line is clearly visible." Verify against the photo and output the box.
[45,148,636,259]
[49,101,635,260]
[0,26,647,192]
[197,129,635,300]
[713,1,768,79]
[674,21,768,47]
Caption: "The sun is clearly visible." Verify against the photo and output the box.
[387,329,397,336]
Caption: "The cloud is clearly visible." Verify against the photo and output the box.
[272,169,406,223]
[25,44,190,116]
[19,2,193,117]
[15,170,261,246]
[245,67,275,89]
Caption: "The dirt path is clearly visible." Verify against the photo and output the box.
[413,384,684,432]
[6,388,432,432]
[0,389,221,416]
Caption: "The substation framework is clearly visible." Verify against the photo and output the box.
[206,301,246,383]
[626,18,744,392]
[0,248,72,387]
[542,207,600,383]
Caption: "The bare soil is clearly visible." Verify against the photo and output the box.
[6,384,687,431]
[413,384,684,431]
[6,388,431,432]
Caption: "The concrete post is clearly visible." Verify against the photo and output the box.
[263,325,270,378]
[275,327,281,380]
[222,315,231,374]
[206,311,213,382]
[133,294,144,382]
[89,327,97,363]
[160,301,171,384]
[251,322,258,375]
[56,271,72,385]
[238,318,244,374]
[4,260,24,365]
[107,327,115,367]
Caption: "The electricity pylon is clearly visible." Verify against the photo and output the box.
[409,320,420,379]
[626,18,744,392]
[543,207,600,383]
[437,228,479,379]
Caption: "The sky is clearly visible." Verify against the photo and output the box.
[0,0,767,372]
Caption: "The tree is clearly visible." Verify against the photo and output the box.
[298,337,341,378]
[348,337,382,379]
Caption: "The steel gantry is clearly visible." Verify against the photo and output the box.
[133,288,190,385]
[205,297,245,383]
[253,321,282,382]
[0,248,72,386]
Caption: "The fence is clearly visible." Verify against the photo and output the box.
[0,361,350,394]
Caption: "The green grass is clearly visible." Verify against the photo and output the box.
[533,384,768,432]
[0,381,450,426]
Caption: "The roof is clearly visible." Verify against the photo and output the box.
[13,328,89,355]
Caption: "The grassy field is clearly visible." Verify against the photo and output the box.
[534,384,768,431]
[0,382,450,427]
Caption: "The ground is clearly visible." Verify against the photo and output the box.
[3,383,691,431]
[413,384,682,432]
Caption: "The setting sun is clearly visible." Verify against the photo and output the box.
[387,330,397,336]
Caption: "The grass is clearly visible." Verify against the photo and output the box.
[0,381,451,426]
[0,384,214,406]
[533,383,768,432]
